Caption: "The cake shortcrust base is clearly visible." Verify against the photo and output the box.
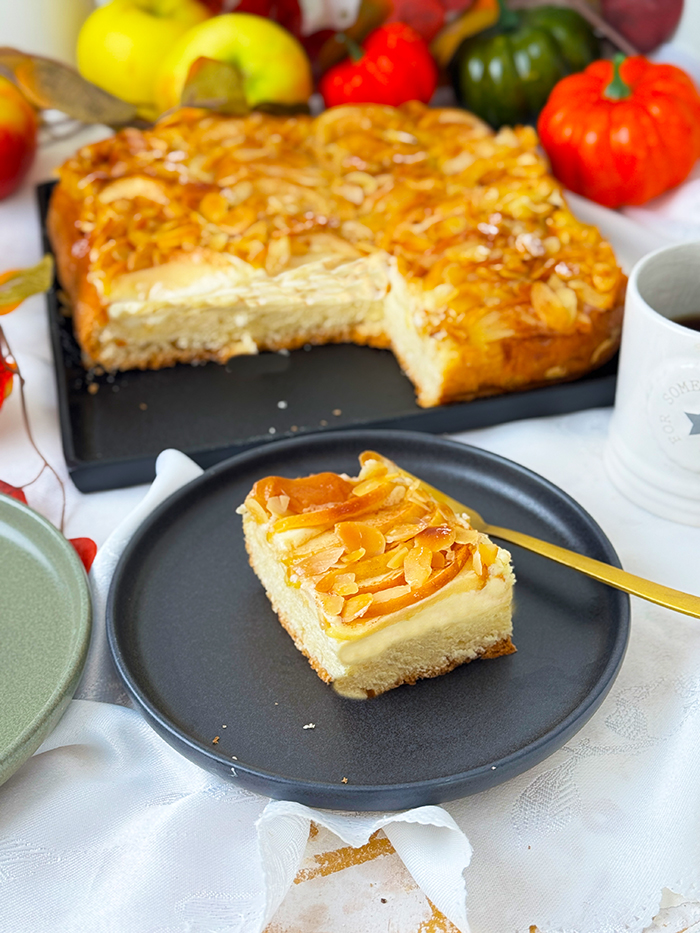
[277,602,516,699]
[244,516,515,700]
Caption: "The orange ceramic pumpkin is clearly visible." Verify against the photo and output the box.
[537,55,700,208]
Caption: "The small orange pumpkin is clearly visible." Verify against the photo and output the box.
[537,55,700,208]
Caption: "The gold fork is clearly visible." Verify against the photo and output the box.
[400,468,700,620]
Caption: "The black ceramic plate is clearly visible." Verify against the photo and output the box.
[38,182,618,493]
[107,430,629,811]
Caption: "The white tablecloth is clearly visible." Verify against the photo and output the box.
[2,120,700,933]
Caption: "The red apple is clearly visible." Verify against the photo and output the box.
[601,0,684,53]
[0,77,37,201]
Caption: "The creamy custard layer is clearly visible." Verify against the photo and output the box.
[98,252,390,364]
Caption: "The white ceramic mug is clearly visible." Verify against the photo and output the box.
[0,0,94,65]
[605,241,700,525]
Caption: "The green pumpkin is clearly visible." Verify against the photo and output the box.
[449,2,599,129]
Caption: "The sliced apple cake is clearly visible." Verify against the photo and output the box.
[48,102,625,407]
[238,451,515,698]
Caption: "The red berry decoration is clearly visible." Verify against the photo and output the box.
[0,479,27,503]
[70,537,98,573]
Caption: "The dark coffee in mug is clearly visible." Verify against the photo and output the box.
[673,315,700,333]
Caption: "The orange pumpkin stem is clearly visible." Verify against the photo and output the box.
[604,53,631,100]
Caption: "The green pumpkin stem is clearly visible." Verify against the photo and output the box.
[337,33,364,63]
[496,0,519,30]
[604,53,631,100]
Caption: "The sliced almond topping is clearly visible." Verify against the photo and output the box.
[472,548,483,576]
[342,593,374,623]
[342,547,366,564]
[371,584,411,604]
[385,484,407,506]
[478,538,499,566]
[431,551,446,570]
[356,457,388,481]
[99,176,169,205]
[295,546,345,577]
[266,494,290,517]
[335,521,386,557]
[454,526,479,545]
[415,524,456,552]
[352,478,388,497]
[245,497,269,523]
[404,545,433,589]
[198,191,229,223]
[292,529,341,558]
[332,573,359,597]
[317,592,344,618]
[386,545,410,570]
[385,522,427,544]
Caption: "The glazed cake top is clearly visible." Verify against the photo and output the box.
[239,451,513,637]
[55,102,624,347]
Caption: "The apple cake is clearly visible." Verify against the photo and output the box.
[48,102,626,407]
[238,450,515,698]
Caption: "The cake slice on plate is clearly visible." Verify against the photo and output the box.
[238,451,515,699]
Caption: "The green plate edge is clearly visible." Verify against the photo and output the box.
[0,493,92,788]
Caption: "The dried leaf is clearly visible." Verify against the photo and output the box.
[181,56,249,116]
[0,255,54,315]
[0,48,140,126]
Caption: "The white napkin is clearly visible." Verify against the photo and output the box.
[0,447,473,933]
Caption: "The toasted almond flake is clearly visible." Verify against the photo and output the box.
[357,457,389,481]
[415,524,456,552]
[335,521,386,557]
[336,184,365,205]
[317,592,344,617]
[385,484,406,506]
[478,538,499,566]
[472,548,483,576]
[431,551,446,569]
[386,545,410,570]
[386,522,426,544]
[292,530,341,559]
[266,494,290,516]
[332,572,359,596]
[352,478,387,497]
[296,545,345,576]
[245,498,269,522]
[342,593,374,622]
[265,235,291,276]
[98,176,169,205]
[404,545,432,589]
[454,524,478,545]
[371,584,411,604]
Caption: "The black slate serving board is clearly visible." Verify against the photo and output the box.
[39,181,618,493]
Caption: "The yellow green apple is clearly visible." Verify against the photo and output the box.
[76,0,210,111]
[154,13,312,113]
